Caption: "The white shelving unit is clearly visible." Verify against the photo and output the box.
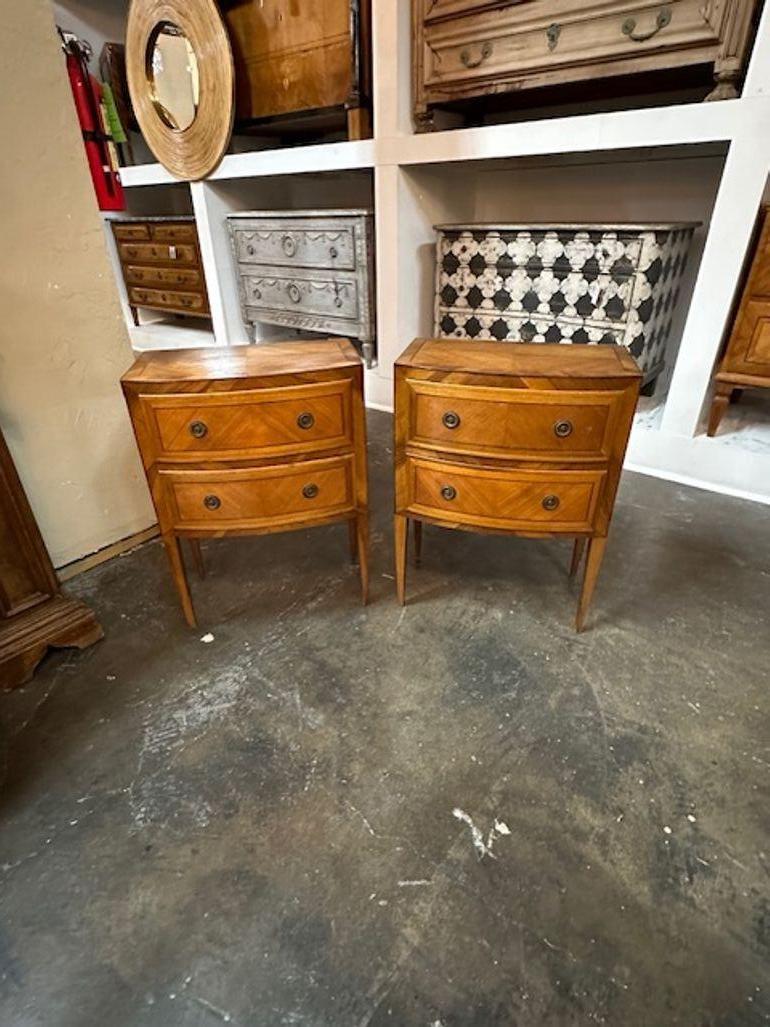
[58,0,770,505]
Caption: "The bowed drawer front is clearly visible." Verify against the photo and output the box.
[227,210,376,368]
[122,340,370,628]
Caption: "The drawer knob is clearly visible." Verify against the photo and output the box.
[203,494,221,510]
[442,411,461,430]
[441,485,457,501]
[302,483,319,500]
[554,419,573,438]
[189,421,208,439]
[622,6,671,43]
[460,40,492,69]
[287,283,302,304]
[282,234,297,257]
[297,412,315,430]
[542,494,560,512]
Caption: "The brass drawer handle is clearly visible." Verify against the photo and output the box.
[282,234,297,257]
[287,282,302,304]
[302,483,319,499]
[460,41,492,69]
[203,494,221,510]
[554,419,573,438]
[622,6,671,43]
[442,411,461,430]
[441,485,457,501]
[546,22,561,51]
[542,494,560,512]
[297,412,315,430]
[189,421,208,439]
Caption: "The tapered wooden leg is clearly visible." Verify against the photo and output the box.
[162,533,196,628]
[413,519,423,567]
[394,514,408,606]
[348,519,358,564]
[575,537,608,633]
[188,539,205,579]
[707,382,732,437]
[569,538,587,578]
[356,513,369,605]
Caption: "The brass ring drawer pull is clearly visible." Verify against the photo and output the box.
[542,494,560,511]
[442,411,461,430]
[287,283,302,304]
[189,421,208,439]
[460,41,492,68]
[297,412,315,430]
[622,6,671,43]
[282,234,297,257]
[303,483,319,499]
[554,419,573,438]
[441,485,457,501]
[203,494,221,510]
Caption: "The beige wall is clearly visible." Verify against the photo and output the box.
[0,0,155,568]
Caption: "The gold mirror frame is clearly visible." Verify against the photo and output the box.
[126,0,235,180]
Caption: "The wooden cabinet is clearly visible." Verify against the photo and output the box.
[708,206,770,435]
[111,217,210,327]
[227,210,376,367]
[394,339,641,630]
[121,339,369,627]
[413,0,760,130]
[0,428,102,689]
[222,0,372,139]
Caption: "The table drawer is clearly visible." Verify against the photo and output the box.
[112,223,150,241]
[240,270,360,321]
[159,456,355,531]
[406,457,605,533]
[126,265,203,289]
[129,287,207,313]
[407,380,622,461]
[230,220,357,270]
[119,242,197,265]
[151,223,196,243]
[139,379,353,463]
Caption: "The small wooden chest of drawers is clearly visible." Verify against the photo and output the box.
[111,217,210,326]
[227,210,375,367]
[121,340,369,626]
[394,339,641,630]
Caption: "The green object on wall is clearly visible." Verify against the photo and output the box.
[102,82,127,143]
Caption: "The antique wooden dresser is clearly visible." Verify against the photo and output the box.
[227,210,376,367]
[413,0,760,130]
[0,427,102,689]
[223,0,372,139]
[121,340,369,627]
[394,339,641,630]
[708,206,770,435]
[434,222,697,391]
[111,217,210,326]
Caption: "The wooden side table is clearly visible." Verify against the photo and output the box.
[394,339,641,631]
[121,339,369,627]
[0,427,102,689]
[708,206,770,436]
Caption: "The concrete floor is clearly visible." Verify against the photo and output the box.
[1,410,768,1027]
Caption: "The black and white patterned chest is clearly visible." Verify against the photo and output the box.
[434,223,698,386]
[228,210,375,367]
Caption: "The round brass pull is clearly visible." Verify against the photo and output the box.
[282,234,297,257]
[442,411,461,430]
[287,283,302,304]
[297,412,315,430]
[542,494,560,511]
[554,419,573,438]
[441,485,457,501]
[303,483,319,500]
[204,494,221,510]
[189,421,208,439]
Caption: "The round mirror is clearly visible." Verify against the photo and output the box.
[146,21,200,132]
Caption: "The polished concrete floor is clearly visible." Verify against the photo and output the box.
[1,411,768,1027]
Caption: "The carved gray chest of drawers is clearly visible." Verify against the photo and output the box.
[228,210,375,367]
[434,222,698,389]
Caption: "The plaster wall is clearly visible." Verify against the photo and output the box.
[0,0,155,567]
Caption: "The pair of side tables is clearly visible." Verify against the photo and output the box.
[122,338,640,631]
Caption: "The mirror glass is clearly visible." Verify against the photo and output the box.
[146,21,199,132]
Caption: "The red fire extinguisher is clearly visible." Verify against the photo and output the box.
[60,29,125,212]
